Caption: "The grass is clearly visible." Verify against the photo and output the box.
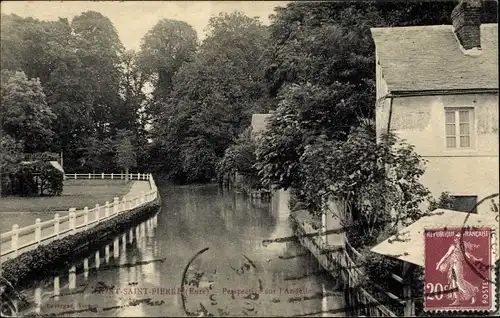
[0,180,134,233]
[0,179,134,213]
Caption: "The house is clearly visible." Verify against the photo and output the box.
[250,113,272,136]
[371,0,499,216]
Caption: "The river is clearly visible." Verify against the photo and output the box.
[17,184,345,317]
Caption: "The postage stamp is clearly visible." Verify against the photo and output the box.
[424,227,497,312]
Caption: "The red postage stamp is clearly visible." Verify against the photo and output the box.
[424,227,496,312]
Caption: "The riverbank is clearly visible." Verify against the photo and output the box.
[1,194,161,293]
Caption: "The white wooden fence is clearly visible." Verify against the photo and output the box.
[0,173,158,262]
[67,172,150,181]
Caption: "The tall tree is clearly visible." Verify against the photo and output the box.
[70,11,124,139]
[138,19,198,110]
[256,0,497,195]
[1,70,56,153]
[150,12,270,182]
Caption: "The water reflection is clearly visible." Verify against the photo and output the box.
[18,185,344,317]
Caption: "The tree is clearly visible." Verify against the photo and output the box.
[257,1,498,197]
[138,19,198,108]
[297,121,431,248]
[70,11,124,139]
[115,130,137,183]
[150,12,270,182]
[1,70,56,153]
[217,127,263,192]
[81,136,115,173]
[0,135,22,196]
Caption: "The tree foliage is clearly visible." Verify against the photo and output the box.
[218,127,258,175]
[149,11,270,182]
[1,70,56,153]
[0,11,149,173]
[258,0,497,196]
[138,19,198,100]
[115,130,137,172]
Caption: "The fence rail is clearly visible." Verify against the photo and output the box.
[0,173,158,262]
[67,172,150,181]
[292,216,398,317]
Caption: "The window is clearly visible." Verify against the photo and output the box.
[445,108,474,149]
[450,196,478,213]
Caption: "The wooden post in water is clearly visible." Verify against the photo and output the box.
[35,287,42,313]
[113,238,119,259]
[83,257,89,280]
[95,250,100,269]
[105,245,110,263]
[122,234,127,251]
[69,265,76,290]
[135,226,140,243]
[54,276,60,299]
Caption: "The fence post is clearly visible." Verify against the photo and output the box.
[102,172,104,179]
[74,173,77,180]
[91,204,98,222]
[135,197,139,207]
[84,207,89,230]
[111,173,114,180]
[114,197,119,214]
[123,196,128,210]
[11,224,19,257]
[105,201,110,218]
[35,218,42,245]
[69,208,76,233]
[54,213,60,238]
[137,172,140,180]
[141,191,145,203]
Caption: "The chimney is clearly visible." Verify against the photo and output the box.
[451,0,482,50]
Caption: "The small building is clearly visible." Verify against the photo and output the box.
[250,113,272,136]
[371,0,499,216]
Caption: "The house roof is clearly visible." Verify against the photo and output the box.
[251,114,272,134]
[371,24,498,93]
[371,209,499,267]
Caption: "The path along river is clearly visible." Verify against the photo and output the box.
[18,184,345,317]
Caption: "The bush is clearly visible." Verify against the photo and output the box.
[217,127,265,192]
[8,161,63,196]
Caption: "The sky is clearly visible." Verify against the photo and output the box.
[1,1,289,50]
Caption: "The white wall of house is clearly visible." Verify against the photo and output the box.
[376,92,499,216]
